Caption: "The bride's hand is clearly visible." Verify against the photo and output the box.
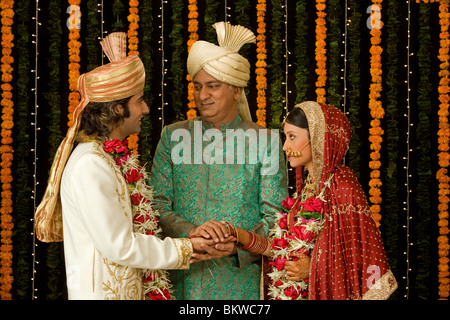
[284,252,310,281]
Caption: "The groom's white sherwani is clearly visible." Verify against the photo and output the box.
[61,141,192,300]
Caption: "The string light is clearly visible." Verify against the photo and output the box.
[342,1,349,115]
[341,1,349,166]
[282,1,294,191]
[159,0,168,129]
[224,0,230,22]
[283,1,291,114]
[98,0,106,65]
[31,0,41,300]
[403,0,412,300]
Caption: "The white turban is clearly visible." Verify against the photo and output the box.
[187,22,256,122]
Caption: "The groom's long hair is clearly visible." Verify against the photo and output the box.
[77,96,132,141]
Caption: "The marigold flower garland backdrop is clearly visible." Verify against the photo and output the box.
[0,0,448,300]
[0,0,14,300]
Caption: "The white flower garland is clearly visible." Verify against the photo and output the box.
[104,139,172,300]
[268,211,323,300]
[267,175,332,300]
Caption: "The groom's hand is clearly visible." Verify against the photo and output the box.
[190,236,237,263]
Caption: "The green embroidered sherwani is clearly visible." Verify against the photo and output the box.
[150,114,287,300]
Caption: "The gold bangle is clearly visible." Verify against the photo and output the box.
[225,222,240,245]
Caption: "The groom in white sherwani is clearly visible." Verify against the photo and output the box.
[35,32,213,300]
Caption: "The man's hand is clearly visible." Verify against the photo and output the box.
[188,220,229,243]
[190,236,236,263]
[189,237,215,263]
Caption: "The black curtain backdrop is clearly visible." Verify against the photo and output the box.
[3,0,447,300]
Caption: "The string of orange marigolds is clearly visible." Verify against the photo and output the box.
[436,0,450,300]
[315,0,327,104]
[255,0,267,127]
[127,0,140,153]
[415,0,450,300]
[67,0,81,129]
[187,0,198,120]
[0,0,14,300]
[368,0,384,228]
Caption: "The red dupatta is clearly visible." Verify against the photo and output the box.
[295,102,397,300]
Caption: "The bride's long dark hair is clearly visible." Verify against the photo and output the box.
[283,107,311,181]
[284,107,309,130]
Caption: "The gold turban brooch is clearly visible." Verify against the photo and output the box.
[35,32,145,242]
[187,22,256,122]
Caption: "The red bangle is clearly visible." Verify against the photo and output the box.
[241,231,269,254]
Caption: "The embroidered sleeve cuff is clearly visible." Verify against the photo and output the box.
[172,238,193,269]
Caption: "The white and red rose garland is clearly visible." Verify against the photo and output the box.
[103,139,172,300]
[268,178,330,300]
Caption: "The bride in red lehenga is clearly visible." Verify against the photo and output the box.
[225,101,398,300]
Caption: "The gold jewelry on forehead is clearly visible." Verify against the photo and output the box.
[285,139,311,157]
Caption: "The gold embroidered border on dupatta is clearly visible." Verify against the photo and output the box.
[297,101,325,192]
[362,269,398,300]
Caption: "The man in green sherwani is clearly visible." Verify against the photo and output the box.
[150,22,287,300]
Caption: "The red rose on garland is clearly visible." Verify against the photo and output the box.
[271,237,290,250]
[148,289,171,300]
[131,193,151,205]
[104,139,128,154]
[302,197,323,213]
[281,196,296,210]
[278,214,288,230]
[133,213,150,224]
[269,257,287,271]
[125,168,144,183]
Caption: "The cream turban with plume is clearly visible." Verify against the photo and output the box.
[35,32,145,242]
[187,22,256,122]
